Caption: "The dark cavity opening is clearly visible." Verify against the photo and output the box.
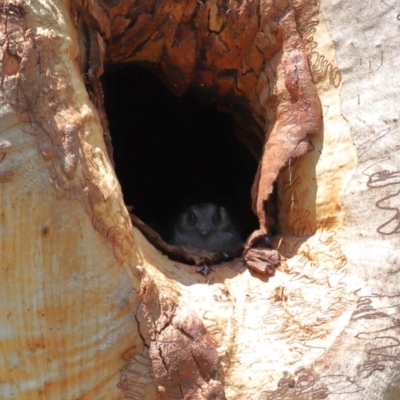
[102,64,259,258]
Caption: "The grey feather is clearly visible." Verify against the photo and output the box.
[170,203,242,251]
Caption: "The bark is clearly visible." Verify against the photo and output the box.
[0,0,399,399]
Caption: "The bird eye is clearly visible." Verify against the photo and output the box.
[212,210,222,226]
[187,212,197,226]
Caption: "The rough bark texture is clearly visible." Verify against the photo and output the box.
[78,0,324,273]
[0,0,399,399]
[0,0,140,398]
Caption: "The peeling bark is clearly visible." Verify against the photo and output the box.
[126,269,225,399]
[80,0,323,274]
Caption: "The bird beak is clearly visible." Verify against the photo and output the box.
[199,226,210,236]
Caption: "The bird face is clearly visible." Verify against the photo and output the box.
[178,203,231,238]
[171,203,242,251]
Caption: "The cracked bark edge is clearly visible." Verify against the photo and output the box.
[133,270,226,399]
[71,0,114,165]
[129,212,242,267]
[130,212,280,276]
[66,0,321,276]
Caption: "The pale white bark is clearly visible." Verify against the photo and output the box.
[0,1,140,398]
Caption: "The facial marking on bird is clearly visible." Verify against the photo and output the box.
[170,203,242,251]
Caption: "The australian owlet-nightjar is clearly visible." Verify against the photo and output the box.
[170,203,242,251]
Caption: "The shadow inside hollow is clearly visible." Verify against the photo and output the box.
[102,63,259,248]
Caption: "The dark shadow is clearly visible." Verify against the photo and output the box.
[101,64,260,260]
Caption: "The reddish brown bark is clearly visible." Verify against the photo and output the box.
[56,1,322,397]
[70,0,322,278]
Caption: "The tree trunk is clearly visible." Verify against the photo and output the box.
[0,0,399,399]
